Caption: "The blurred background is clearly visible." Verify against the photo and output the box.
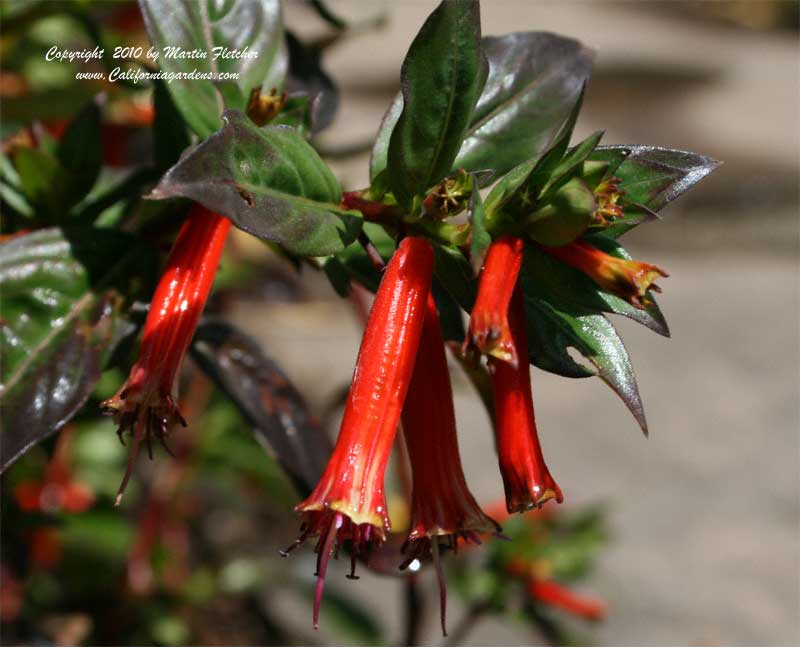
[2,1,798,646]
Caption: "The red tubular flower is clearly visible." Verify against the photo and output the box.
[14,426,94,515]
[401,293,500,635]
[491,285,563,512]
[527,579,606,621]
[465,236,525,368]
[101,205,230,504]
[290,236,434,629]
[542,239,668,309]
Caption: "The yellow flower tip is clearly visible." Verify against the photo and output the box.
[628,263,669,309]
[466,310,519,369]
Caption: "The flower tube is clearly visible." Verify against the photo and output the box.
[465,236,525,367]
[491,286,563,512]
[291,236,434,629]
[401,293,500,635]
[101,205,230,503]
[541,239,667,309]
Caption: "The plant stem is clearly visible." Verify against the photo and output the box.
[402,575,425,647]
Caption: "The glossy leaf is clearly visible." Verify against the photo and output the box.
[149,111,362,256]
[139,0,287,138]
[512,84,586,201]
[590,145,721,237]
[372,32,593,185]
[455,32,593,178]
[190,320,331,496]
[386,0,488,207]
[369,93,403,184]
[0,228,156,472]
[520,273,647,433]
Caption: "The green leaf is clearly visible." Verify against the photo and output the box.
[526,176,595,246]
[520,270,647,433]
[139,0,287,138]
[455,32,593,178]
[512,84,586,199]
[586,146,630,177]
[432,278,465,342]
[468,176,491,275]
[190,320,332,497]
[56,97,103,203]
[0,228,157,472]
[386,0,488,207]
[483,155,541,219]
[523,244,668,337]
[149,110,362,257]
[12,147,67,218]
[328,222,395,294]
[590,145,720,236]
[369,93,403,184]
[372,32,593,185]
[433,242,477,313]
[538,130,604,199]
[152,79,191,172]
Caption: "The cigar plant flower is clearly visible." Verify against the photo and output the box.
[101,205,230,503]
[401,293,500,633]
[290,236,434,628]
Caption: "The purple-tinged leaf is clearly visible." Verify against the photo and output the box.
[0,228,156,472]
[190,320,331,496]
[590,145,721,237]
[149,111,362,257]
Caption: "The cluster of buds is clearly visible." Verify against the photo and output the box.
[245,85,288,127]
[592,176,624,226]
[421,169,474,219]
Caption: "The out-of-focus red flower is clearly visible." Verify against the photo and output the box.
[29,528,62,569]
[526,579,606,621]
[13,426,94,515]
[0,565,23,623]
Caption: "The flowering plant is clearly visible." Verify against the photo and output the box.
[0,0,718,643]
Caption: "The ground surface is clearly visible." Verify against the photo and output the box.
[236,2,799,645]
